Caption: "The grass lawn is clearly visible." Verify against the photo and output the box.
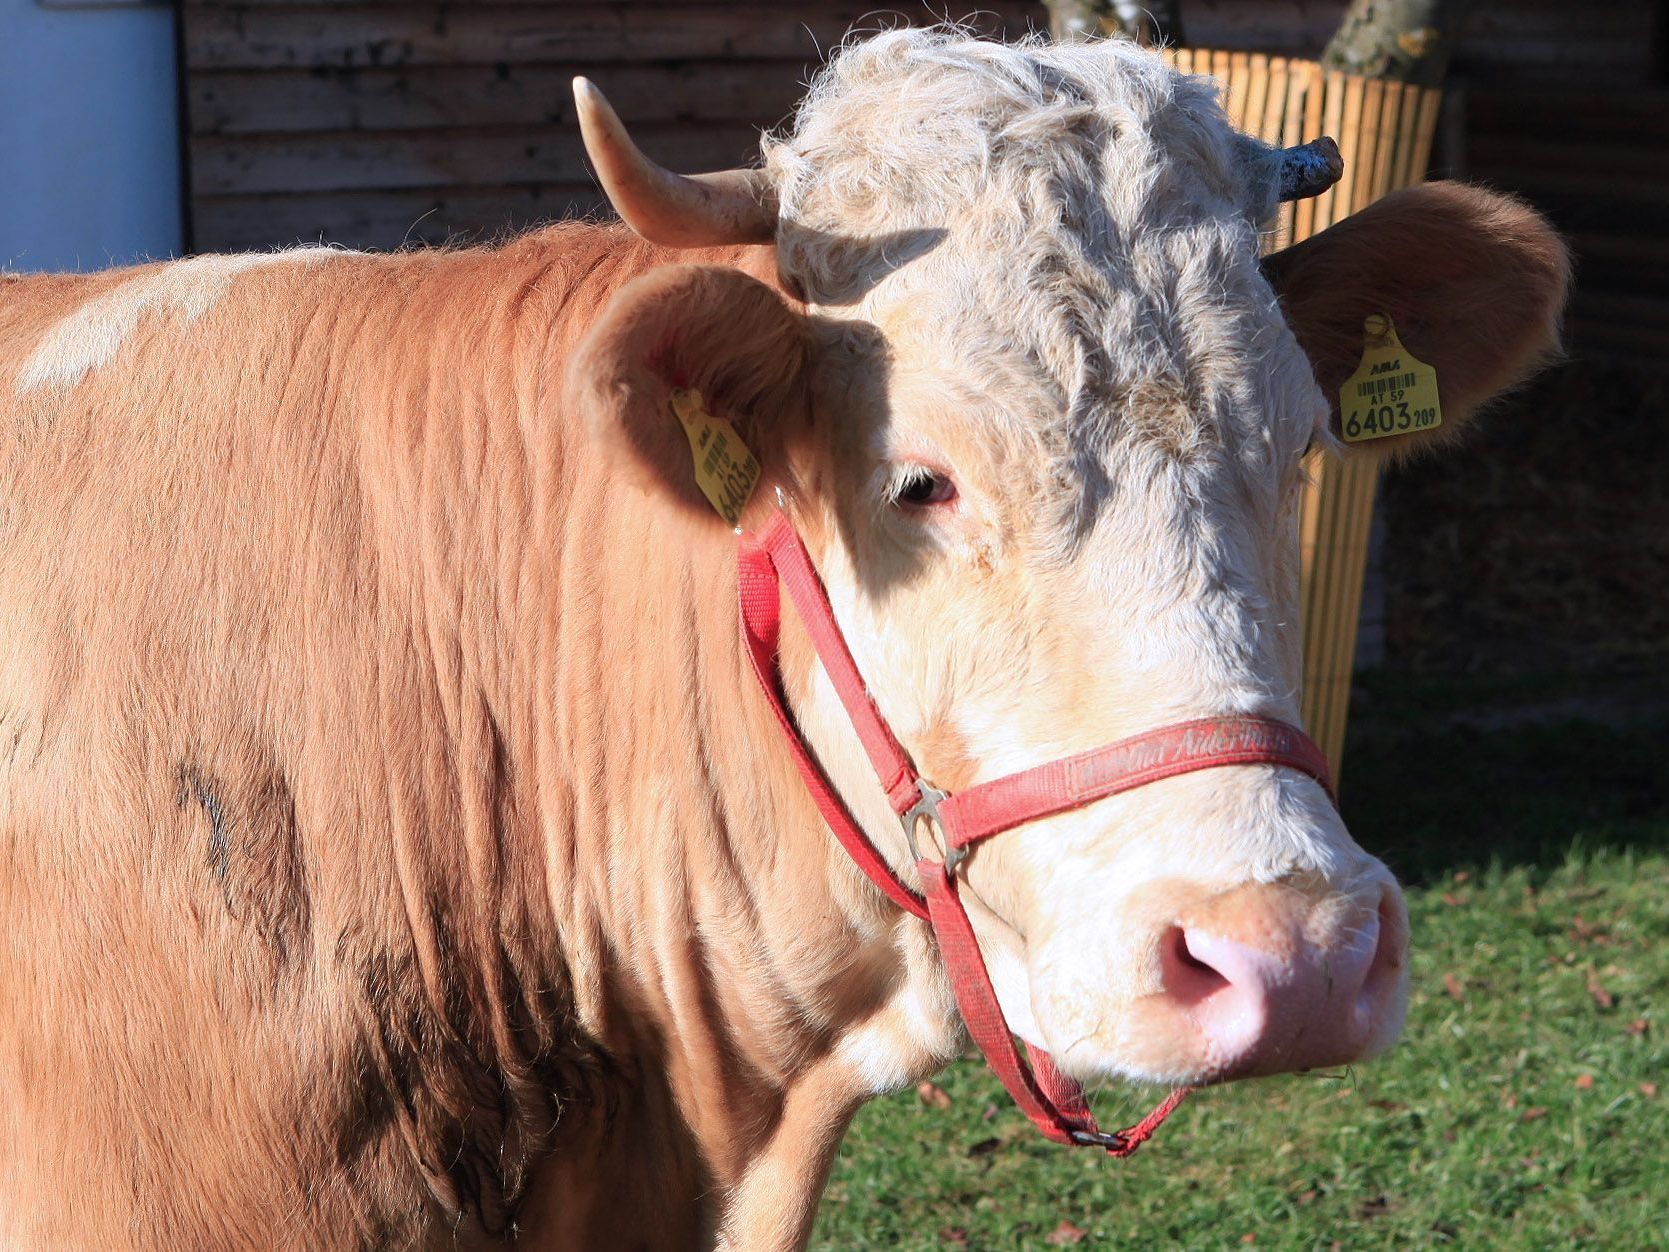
[811,671,1669,1249]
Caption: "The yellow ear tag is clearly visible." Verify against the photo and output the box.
[669,387,761,526]
[1339,313,1442,443]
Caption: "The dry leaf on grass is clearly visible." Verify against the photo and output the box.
[1586,966,1616,1010]
[1356,1194,1392,1220]
[1044,1219,1088,1245]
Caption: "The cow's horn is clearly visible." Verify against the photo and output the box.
[573,77,778,247]
[1276,136,1345,202]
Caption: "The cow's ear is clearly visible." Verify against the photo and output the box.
[1263,182,1571,462]
[567,263,811,523]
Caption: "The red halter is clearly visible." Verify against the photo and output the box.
[737,508,1335,1155]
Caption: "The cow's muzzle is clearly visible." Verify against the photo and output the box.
[1152,875,1409,1081]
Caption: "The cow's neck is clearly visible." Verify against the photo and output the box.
[367,226,952,1246]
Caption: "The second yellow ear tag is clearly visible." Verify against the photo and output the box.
[669,388,760,526]
[1339,314,1442,443]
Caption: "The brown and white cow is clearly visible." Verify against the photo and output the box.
[0,30,1567,1251]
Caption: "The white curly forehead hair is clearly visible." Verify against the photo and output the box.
[747,28,1327,497]
[763,28,1285,304]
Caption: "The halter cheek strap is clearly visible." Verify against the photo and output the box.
[737,508,1334,1155]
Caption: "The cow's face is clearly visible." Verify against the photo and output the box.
[782,264,1361,1085]
[571,33,1568,1086]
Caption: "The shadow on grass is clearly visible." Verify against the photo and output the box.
[1339,667,1669,886]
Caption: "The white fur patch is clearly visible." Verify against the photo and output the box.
[834,944,959,1094]
[17,248,338,393]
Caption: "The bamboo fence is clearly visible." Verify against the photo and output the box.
[1163,49,1444,786]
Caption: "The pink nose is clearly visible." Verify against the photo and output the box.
[1156,881,1406,1078]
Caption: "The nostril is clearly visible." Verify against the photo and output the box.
[1336,907,1381,980]
[1363,884,1406,996]
[1379,884,1403,957]
[1179,930,1228,981]
[1159,925,1231,1007]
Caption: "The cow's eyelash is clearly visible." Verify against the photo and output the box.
[886,464,957,508]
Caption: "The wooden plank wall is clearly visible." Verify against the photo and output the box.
[1175,0,1660,84]
[1464,85,1669,359]
[1454,0,1666,361]
[181,0,1665,358]
[180,2,1047,252]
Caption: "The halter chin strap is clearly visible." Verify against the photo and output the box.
[737,508,1335,1155]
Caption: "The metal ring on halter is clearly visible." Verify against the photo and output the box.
[899,780,965,873]
[1069,1128,1131,1149]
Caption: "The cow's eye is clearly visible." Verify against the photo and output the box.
[892,466,957,508]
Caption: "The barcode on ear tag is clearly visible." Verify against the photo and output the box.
[1339,314,1442,443]
[669,388,761,526]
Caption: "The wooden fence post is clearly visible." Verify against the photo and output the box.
[1167,49,1444,787]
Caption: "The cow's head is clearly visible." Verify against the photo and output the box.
[568,32,1568,1086]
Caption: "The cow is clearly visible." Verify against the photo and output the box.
[0,29,1567,1252]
